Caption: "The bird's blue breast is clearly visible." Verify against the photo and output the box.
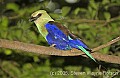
[45,23,89,50]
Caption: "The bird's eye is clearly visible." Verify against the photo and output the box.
[37,13,42,17]
[29,13,42,22]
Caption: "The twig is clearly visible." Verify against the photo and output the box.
[92,36,120,52]
[63,19,106,24]
[0,36,120,64]
[100,16,120,27]
[63,16,120,26]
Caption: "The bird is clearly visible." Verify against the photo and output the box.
[29,10,96,62]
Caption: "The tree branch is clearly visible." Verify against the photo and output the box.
[0,36,120,64]
[92,36,120,52]
[63,16,120,26]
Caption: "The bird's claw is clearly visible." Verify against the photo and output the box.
[50,44,56,47]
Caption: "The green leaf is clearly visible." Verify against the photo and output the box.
[91,10,96,18]
[0,16,9,29]
[79,8,87,12]
[6,3,19,12]
[74,8,80,15]
[62,6,71,16]
[78,24,90,30]
[102,47,110,54]
[46,0,55,11]
[23,63,33,70]
[88,6,92,14]
[104,12,111,21]
[15,29,22,39]
[102,0,110,5]
[89,0,98,10]
[33,56,40,62]
[4,49,12,55]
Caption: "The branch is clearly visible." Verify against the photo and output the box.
[92,36,120,52]
[100,16,120,27]
[63,19,105,24]
[63,16,120,26]
[0,36,120,64]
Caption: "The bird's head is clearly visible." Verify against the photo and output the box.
[29,10,54,22]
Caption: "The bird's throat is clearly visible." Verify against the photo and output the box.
[34,17,54,40]
[35,22,48,40]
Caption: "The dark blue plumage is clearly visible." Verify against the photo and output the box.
[45,22,89,51]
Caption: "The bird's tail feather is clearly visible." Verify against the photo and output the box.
[77,46,107,71]
[77,46,96,62]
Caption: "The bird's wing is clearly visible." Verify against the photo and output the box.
[48,21,77,39]
[45,21,72,50]
[48,21,91,51]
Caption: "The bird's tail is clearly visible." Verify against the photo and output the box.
[77,45,107,71]
[77,45,96,62]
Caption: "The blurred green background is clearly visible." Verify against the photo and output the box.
[0,0,120,78]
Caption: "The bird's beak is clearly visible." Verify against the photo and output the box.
[29,17,37,22]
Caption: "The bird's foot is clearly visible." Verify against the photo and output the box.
[50,44,56,47]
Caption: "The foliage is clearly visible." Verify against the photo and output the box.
[0,0,120,78]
